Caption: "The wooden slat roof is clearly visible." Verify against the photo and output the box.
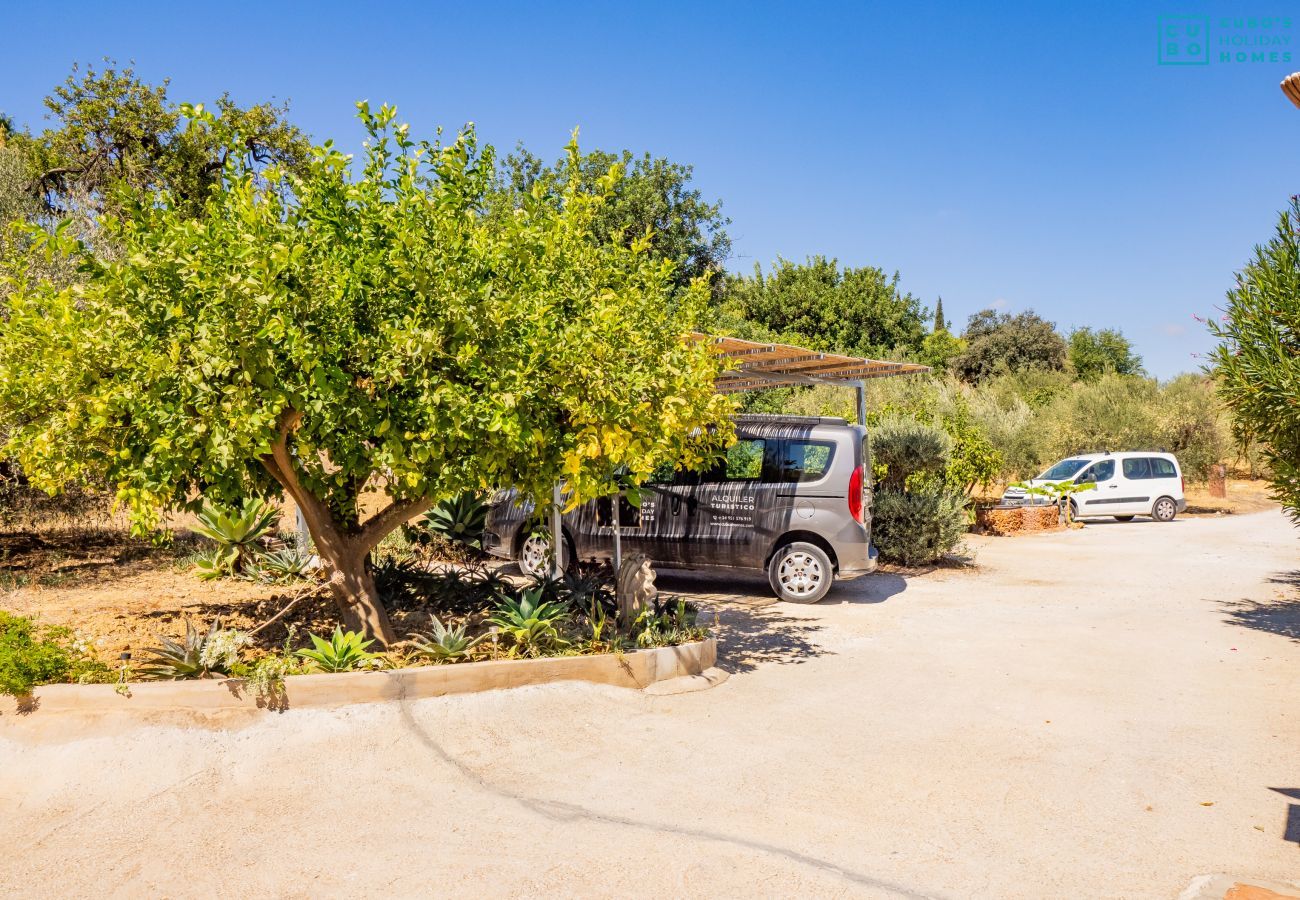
[688,332,930,393]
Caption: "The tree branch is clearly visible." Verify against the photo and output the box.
[356,496,430,555]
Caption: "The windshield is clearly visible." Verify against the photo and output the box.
[1037,458,1090,481]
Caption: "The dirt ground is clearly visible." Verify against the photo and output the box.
[1,506,1296,897]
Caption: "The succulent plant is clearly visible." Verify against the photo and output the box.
[419,494,488,548]
[190,498,280,576]
[138,620,242,679]
[488,587,570,657]
[295,627,380,673]
[403,614,486,664]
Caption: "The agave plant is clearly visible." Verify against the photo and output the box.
[488,587,571,657]
[192,547,238,581]
[138,620,243,679]
[295,627,381,673]
[403,614,486,664]
[190,498,280,576]
[254,547,313,582]
[420,494,488,548]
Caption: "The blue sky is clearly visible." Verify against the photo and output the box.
[3,0,1296,377]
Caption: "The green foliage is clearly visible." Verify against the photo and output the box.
[0,611,72,697]
[1209,199,1300,521]
[871,485,968,566]
[0,102,733,640]
[253,547,313,582]
[717,256,929,358]
[1068,327,1143,380]
[295,627,380,672]
[0,102,731,546]
[139,620,243,680]
[496,146,730,298]
[867,413,970,565]
[9,61,310,221]
[190,498,279,576]
[420,494,488,549]
[488,587,571,657]
[933,296,947,333]
[918,328,965,372]
[403,614,486,664]
[870,416,951,490]
[953,309,1068,383]
[634,597,707,648]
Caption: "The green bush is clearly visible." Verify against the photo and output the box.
[0,612,71,697]
[870,416,951,490]
[871,485,968,566]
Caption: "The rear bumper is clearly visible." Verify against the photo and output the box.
[837,541,879,576]
[1176,498,1187,513]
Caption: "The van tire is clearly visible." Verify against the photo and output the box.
[768,541,834,604]
[1151,496,1178,522]
[1114,515,1135,522]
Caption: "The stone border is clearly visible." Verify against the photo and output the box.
[1,639,718,719]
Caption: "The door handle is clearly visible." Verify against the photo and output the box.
[670,494,681,516]
[1108,484,1117,489]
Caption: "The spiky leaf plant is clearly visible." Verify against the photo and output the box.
[295,627,380,672]
[488,587,571,657]
[420,494,488,548]
[191,498,280,576]
[403,614,486,664]
[138,620,242,679]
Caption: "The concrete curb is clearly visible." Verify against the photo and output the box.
[1,639,718,720]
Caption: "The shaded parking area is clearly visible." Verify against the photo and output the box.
[2,511,1298,898]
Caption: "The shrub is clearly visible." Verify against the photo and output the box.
[0,611,71,697]
[870,416,951,490]
[871,485,968,566]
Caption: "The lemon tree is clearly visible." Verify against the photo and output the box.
[0,103,733,643]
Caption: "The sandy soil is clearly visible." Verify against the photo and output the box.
[1,511,1297,898]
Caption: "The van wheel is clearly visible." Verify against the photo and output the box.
[1152,497,1178,522]
[768,542,833,604]
[1114,515,1135,522]
[518,530,575,578]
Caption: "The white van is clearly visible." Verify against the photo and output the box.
[1002,452,1187,522]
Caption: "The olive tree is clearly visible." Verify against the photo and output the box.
[0,103,733,643]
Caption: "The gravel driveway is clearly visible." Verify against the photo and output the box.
[2,511,1297,898]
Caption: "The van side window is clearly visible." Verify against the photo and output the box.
[1122,457,1151,480]
[1077,459,1115,483]
[776,440,835,482]
[700,438,767,482]
[1149,457,1177,478]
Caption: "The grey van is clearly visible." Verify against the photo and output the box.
[482,415,876,603]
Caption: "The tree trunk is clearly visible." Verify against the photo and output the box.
[328,563,394,645]
[259,410,417,647]
[315,539,398,647]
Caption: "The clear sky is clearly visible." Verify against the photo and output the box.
[3,0,1296,377]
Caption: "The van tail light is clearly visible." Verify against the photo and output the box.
[1181,475,1185,492]
[848,465,865,524]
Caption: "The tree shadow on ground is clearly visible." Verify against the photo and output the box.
[706,603,831,674]
[1219,570,1300,642]
[656,569,910,673]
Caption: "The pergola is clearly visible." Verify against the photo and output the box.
[688,332,929,423]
